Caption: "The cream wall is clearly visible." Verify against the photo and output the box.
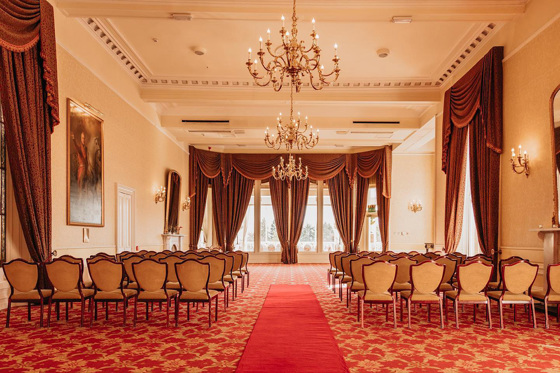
[389,154,435,252]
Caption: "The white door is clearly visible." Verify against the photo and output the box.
[117,184,135,252]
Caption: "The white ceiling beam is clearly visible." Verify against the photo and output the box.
[56,0,526,22]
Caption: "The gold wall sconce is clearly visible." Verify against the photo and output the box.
[510,145,529,177]
[182,196,191,211]
[155,186,166,203]
[408,200,422,213]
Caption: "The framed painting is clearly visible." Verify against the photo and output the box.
[67,98,104,227]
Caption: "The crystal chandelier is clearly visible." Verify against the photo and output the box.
[264,83,319,150]
[272,154,308,181]
[246,0,340,92]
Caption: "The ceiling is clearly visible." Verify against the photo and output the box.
[56,0,528,153]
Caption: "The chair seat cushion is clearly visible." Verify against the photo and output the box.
[532,290,560,302]
[329,269,337,274]
[392,282,411,291]
[94,289,137,300]
[224,275,237,282]
[11,289,52,301]
[166,282,181,290]
[232,271,244,277]
[208,281,226,291]
[400,291,440,302]
[487,281,502,290]
[439,283,454,292]
[179,289,219,301]
[341,275,352,283]
[137,289,178,300]
[446,290,488,302]
[357,291,393,301]
[488,291,531,302]
[350,282,364,291]
[52,288,95,300]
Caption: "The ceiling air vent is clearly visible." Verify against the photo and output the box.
[182,120,230,124]
[353,121,400,125]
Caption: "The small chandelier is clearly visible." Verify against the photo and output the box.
[246,0,340,92]
[272,154,308,182]
[264,84,319,150]
[510,145,529,177]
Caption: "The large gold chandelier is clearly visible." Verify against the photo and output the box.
[272,154,308,181]
[246,0,340,92]
[264,83,319,150]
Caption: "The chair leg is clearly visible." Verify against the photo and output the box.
[393,299,397,329]
[133,297,138,327]
[215,297,219,322]
[208,301,212,328]
[95,301,98,320]
[385,302,389,322]
[360,298,364,328]
[47,299,52,327]
[28,303,31,321]
[66,302,69,321]
[166,299,170,328]
[6,299,11,328]
[146,302,149,321]
[123,300,127,327]
[531,300,537,329]
[486,301,492,329]
[439,299,444,329]
[40,299,44,328]
[545,300,550,329]
[499,301,504,329]
[408,299,412,328]
[455,300,459,329]
[56,302,60,320]
[400,296,404,322]
[80,299,85,327]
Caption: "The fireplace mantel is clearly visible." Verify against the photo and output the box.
[162,233,185,251]
[530,228,560,289]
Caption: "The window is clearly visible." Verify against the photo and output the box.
[298,183,317,252]
[260,185,281,252]
[323,187,343,252]
[457,149,481,256]
[234,191,255,252]
[366,187,382,252]
[198,186,213,249]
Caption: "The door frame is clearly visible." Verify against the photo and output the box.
[116,184,135,253]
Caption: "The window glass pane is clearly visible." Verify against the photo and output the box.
[260,185,281,252]
[298,183,317,252]
[198,186,212,249]
[234,192,255,252]
[323,187,343,252]
[367,186,382,251]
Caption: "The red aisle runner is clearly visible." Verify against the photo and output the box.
[236,284,349,373]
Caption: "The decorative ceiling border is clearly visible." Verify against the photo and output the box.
[82,17,498,90]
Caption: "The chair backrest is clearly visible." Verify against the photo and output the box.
[502,261,538,295]
[88,259,123,292]
[393,252,409,258]
[170,251,185,257]
[410,261,445,294]
[3,259,39,293]
[199,251,214,257]
[465,256,493,266]
[162,250,172,254]
[548,264,560,295]
[137,250,148,255]
[411,254,431,263]
[118,252,136,262]
[132,259,167,292]
[389,257,417,284]
[366,252,380,258]
[341,254,359,275]
[175,259,210,292]
[447,253,464,264]
[231,252,243,271]
[350,257,373,285]
[241,252,249,270]
[334,252,345,272]
[362,261,397,295]
[159,256,184,282]
[424,252,440,259]
[45,260,81,292]
[199,256,226,283]
[216,253,234,275]
[58,255,83,267]
[408,251,420,256]
[151,252,168,261]
[456,262,493,294]
[499,255,524,269]
[328,252,338,268]
[143,251,157,258]
[210,249,222,254]
[122,256,143,282]
[435,256,457,284]
[376,254,396,262]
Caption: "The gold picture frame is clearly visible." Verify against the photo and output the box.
[67,98,104,227]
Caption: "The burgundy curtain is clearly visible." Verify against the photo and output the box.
[0,0,59,271]
[353,175,369,253]
[442,46,503,259]
[285,178,310,264]
[327,172,353,252]
[269,177,289,256]
[189,166,209,249]
[211,170,254,251]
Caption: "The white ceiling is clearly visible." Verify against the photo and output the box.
[56,0,528,153]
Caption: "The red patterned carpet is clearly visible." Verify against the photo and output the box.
[2,264,560,372]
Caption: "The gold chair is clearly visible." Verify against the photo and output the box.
[122,255,143,288]
[231,251,246,294]
[357,261,398,328]
[375,254,397,262]
[58,255,93,288]
[175,259,220,328]
[327,251,341,287]
[240,252,250,288]
[488,261,539,329]
[410,254,432,263]
[45,259,94,327]
[408,251,420,256]
[132,259,178,327]
[348,257,374,311]
[445,262,493,328]
[424,252,440,260]
[88,258,137,326]
[3,259,52,327]
[401,261,445,329]
[435,256,457,295]
[151,252,168,261]
[216,253,238,300]
[200,256,229,309]
[388,257,417,313]
[159,256,184,290]
[339,253,359,302]
[487,256,524,291]
[533,264,560,329]
[331,252,345,292]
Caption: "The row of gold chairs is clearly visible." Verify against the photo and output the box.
[3,250,250,328]
[328,251,553,329]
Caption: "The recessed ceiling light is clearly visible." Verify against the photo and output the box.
[392,16,412,24]
[192,46,207,56]
[377,48,390,58]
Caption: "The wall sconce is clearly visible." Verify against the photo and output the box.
[182,196,191,211]
[155,186,166,203]
[510,145,529,177]
[408,200,422,213]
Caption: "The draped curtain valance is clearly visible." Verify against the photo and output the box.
[189,145,392,198]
